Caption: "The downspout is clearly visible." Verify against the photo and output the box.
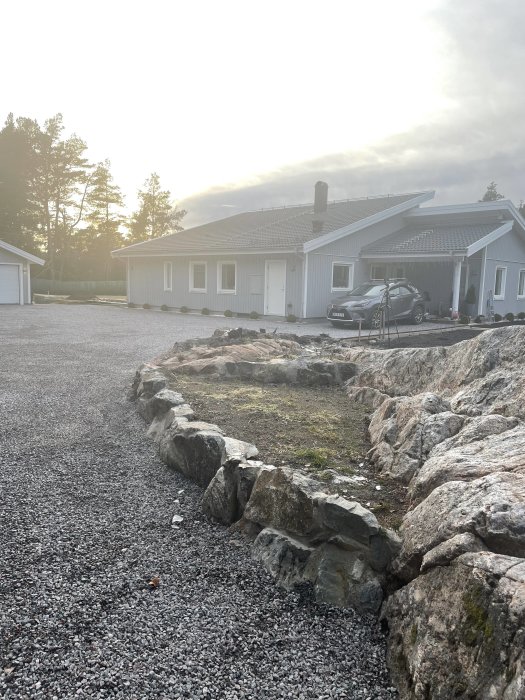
[302,251,309,319]
[478,247,487,316]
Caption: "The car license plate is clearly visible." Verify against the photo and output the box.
[332,312,345,318]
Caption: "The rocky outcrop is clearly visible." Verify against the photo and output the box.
[157,334,356,386]
[342,327,525,695]
[384,552,525,699]
[410,419,524,502]
[344,326,525,418]
[367,393,464,483]
[393,473,525,582]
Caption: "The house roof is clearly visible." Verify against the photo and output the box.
[112,192,432,257]
[0,239,45,265]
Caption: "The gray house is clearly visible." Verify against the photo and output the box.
[113,183,525,319]
[0,240,45,305]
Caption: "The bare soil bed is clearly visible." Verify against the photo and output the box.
[374,327,481,348]
[167,374,408,529]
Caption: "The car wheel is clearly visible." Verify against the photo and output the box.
[369,308,383,330]
[411,305,424,325]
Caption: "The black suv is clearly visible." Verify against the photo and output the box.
[327,281,425,328]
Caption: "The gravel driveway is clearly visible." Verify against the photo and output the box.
[0,305,397,700]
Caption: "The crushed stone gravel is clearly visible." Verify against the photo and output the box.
[0,305,397,699]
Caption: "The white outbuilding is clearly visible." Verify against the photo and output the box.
[0,240,45,305]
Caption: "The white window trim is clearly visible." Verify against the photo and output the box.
[518,268,525,299]
[494,265,507,300]
[217,260,237,294]
[331,261,354,292]
[163,262,172,291]
[189,261,207,293]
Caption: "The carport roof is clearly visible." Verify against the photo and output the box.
[361,221,510,257]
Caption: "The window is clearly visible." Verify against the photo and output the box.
[494,266,507,299]
[518,269,525,298]
[163,262,172,291]
[331,263,353,291]
[218,261,236,293]
[190,261,207,292]
[370,264,387,281]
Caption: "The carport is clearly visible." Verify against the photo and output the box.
[0,240,45,304]
[361,215,516,318]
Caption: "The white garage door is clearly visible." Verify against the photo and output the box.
[0,264,20,304]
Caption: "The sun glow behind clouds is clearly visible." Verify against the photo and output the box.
[3,0,450,201]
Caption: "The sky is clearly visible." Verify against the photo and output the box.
[2,0,525,226]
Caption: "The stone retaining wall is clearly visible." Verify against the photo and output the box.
[132,358,400,615]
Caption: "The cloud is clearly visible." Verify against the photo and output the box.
[181,0,525,227]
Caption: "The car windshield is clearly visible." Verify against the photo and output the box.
[345,284,386,297]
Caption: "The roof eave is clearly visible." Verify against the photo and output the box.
[362,251,467,260]
[465,221,514,257]
[303,191,435,253]
[0,239,45,265]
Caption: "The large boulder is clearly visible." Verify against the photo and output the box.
[252,529,385,615]
[252,528,315,589]
[243,467,325,538]
[306,543,384,614]
[410,419,524,502]
[137,388,186,422]
[385,552,525,699]
[158,419,258,488]
[202,461,275,524]
[393,473,525,582]
[344,326,525,418]
[367,393,463,483]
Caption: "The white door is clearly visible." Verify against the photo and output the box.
[264,260,286,315]
[0,264,20,304]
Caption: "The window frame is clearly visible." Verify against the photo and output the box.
[189,261,207,293]
[217,260,237,294]
[518,269,525,299]
[331,262,354,292]
[370,264,387,282]
[163,261,173,292]
[494,266,507,300]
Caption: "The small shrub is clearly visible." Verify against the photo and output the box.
[473,315,483,323]
[494,313,502,322]
[160,304,169,311]
[458,314,470,325]
[127,302,136,308]
[249,310,260,319]
[505,312,515,322]
[286,313,298,323]
[201,307,210,315]
[224,309,233,318]
[294,447,329,469]
[180,305,189,313]
[518,311,525,320]
[142,303,151,309]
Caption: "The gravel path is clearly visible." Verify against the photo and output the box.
[0,305,397,700]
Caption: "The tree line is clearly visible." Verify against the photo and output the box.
[0,113,186,281]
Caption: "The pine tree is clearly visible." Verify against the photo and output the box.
[480,181,505,202]
[0,114,41,252]
[128,172,185,242]
[82,161,126,279]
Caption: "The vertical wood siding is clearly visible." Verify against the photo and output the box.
[128,253,303,316]
[484,229,525,314]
